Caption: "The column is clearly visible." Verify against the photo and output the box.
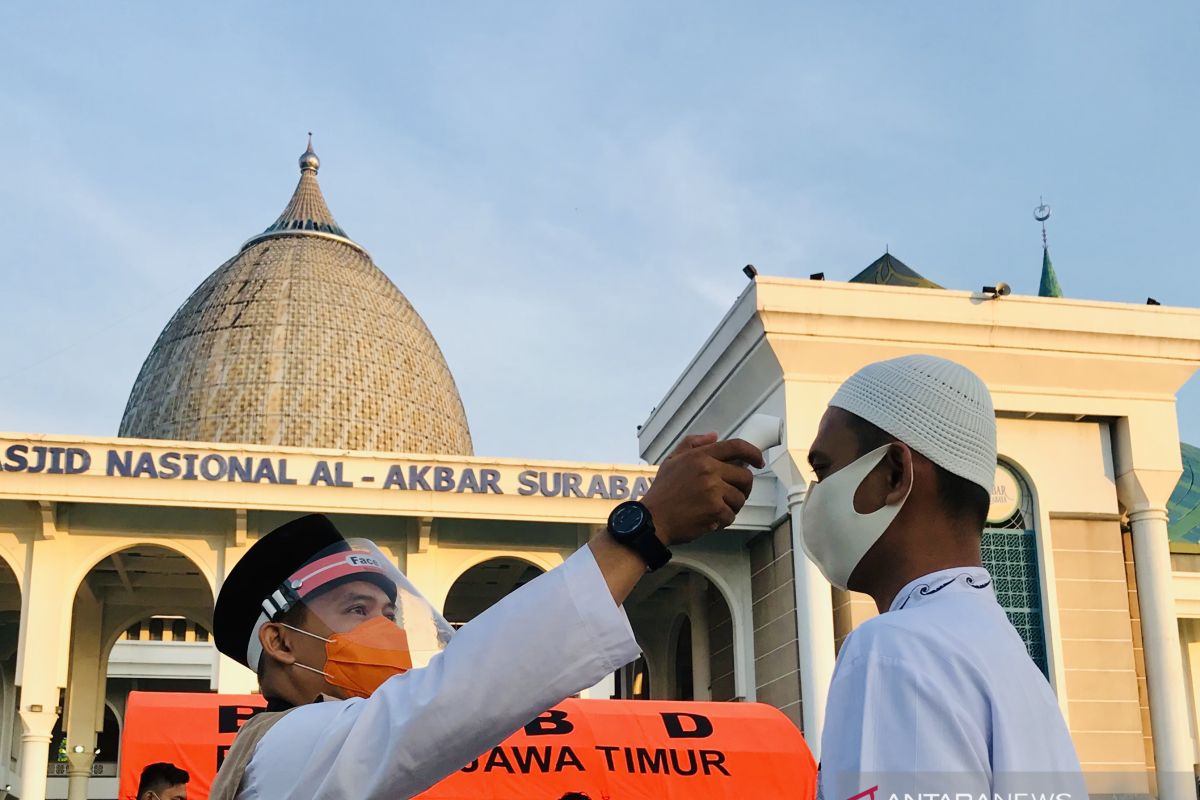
[17,708,56,800]
[65,751,94,800]
[771,450,835,758]
[1128,508,1194,800]
[688,574,712,701]
[64,585,102,800]
[16,535,74,800]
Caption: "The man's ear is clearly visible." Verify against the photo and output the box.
[259,622,297,666]
[884,442,914,506]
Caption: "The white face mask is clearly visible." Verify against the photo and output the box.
[800,444,911,590]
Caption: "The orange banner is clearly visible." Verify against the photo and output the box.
[119,692,816,800]
[119,692,268,799]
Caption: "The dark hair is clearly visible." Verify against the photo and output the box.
[137,762,189,795]
[843,413,989,532]
[559,794,592,800]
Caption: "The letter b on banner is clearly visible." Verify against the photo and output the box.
[524,709,574,736]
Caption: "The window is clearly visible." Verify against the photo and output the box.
[982,462,1049,675]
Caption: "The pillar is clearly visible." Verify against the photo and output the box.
[65,752,94,800]
[688,574,712,701]
[1128,507,1194,800]
[16,534,74,800]
[64,584,102,800]
[771,450,835,758]
[17,708,56,800]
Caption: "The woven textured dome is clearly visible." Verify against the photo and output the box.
[119,140,473,455]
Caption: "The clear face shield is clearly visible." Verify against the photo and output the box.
[254,538,454,699]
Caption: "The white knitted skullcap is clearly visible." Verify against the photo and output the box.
[829,354,997,493]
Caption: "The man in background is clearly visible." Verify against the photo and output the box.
[136,762,189,800]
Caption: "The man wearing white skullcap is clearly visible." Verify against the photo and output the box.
[802,355,1085,800]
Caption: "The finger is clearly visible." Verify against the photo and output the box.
[704,438,765,469]
[668,432,718,459]
[721,483,749,516]
[712,503,738,530]
[715,461,755,498]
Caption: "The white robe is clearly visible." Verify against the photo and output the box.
[241,546,641,799]
[817,567,1088,800]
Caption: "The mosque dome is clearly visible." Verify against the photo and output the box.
[118,138,473,455]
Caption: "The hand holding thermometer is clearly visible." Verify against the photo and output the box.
[734,413,782,456]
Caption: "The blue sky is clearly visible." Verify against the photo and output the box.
[2,2,1198,463]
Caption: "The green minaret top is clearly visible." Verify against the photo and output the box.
[1034,200,1062,298]
[1038,247,1062,298]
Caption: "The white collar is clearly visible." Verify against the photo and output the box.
[889,566,994,613]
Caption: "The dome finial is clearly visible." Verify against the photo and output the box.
[299,132,320,173]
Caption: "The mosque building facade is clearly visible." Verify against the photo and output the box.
[0,143,1199,799]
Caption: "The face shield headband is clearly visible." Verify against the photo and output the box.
[246,549,394,672]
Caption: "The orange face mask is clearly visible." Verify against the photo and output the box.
[284,616,414,699]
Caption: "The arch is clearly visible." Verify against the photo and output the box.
[669,554,751,698]
[64,537,219,604]
[0,541,25,596]
[443,556,547,627]
[447,550,560,581]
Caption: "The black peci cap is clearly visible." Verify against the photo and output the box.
[214,513,346,669]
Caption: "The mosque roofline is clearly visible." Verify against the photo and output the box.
[638,274,1200,462]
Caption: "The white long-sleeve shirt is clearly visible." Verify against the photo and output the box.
[818,567,1087,800]
[241,545,641,800]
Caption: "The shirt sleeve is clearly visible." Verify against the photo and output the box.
[241,545,641,800]
[817,642,993,800]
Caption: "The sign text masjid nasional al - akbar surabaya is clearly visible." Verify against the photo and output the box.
[0,443,652,500]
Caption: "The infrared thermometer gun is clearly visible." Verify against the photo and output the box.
[734,413,782,455]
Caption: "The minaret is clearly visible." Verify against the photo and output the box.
[1035,200,1062,298]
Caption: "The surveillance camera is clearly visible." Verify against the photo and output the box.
[995,282,1011,297]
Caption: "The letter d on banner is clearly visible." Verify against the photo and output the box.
[661,712,713,738]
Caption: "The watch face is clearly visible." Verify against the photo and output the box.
[611,503,645,536]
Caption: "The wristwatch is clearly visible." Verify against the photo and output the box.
[607,501,672,571]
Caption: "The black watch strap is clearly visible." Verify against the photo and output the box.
[607,501,672,571]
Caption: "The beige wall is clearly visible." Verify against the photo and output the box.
[1049,517,1150,789]
[749,522,802,729]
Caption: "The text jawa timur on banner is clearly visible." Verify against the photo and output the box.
[119,693,816,799]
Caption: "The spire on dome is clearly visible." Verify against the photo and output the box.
[243,136,355,250]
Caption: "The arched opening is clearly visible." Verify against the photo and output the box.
[984,461,1049,675]
[443,557,545,628]
[620,564,735,701]
[58,545,214,788]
